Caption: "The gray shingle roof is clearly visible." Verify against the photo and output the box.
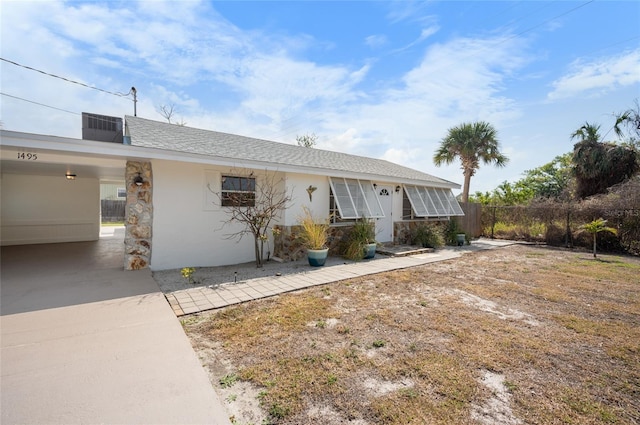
[125,115,458,188]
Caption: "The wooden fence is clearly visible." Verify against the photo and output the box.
[101,200,126,222]
[455,202,482,237]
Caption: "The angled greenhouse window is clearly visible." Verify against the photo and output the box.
[330,178,357,218]
[329,177,384,219]
[404,186,464,217]
[428,188,448,216]
[404,185,429,216]
[417,187,438,215]
[444,190,465,215]
[361,181,384,217]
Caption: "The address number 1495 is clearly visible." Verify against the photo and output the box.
[17,152,38,160]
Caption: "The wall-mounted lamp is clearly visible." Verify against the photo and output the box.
[133,172,144,186]
[395,185,401,193]
[66,172,76,180]
[373,183,377,189]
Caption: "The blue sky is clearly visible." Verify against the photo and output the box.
[1,1,639,193]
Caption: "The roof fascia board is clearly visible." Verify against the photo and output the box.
[1,130,152,161]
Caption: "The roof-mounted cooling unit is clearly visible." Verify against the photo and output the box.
[82,112,123,143]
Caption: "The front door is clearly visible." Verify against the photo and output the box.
[376,185,393,243]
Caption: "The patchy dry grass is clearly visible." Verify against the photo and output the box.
[184,245,640,425]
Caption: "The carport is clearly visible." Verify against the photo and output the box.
[1,130,129,248]
[0,227,231,424]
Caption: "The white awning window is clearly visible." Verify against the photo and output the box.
[404,185,464,217]
[329,177,384,219]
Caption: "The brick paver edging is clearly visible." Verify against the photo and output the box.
[165,240,515,316]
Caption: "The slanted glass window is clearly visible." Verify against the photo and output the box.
[405,185,429,216]
[403,185,464,217]
[428,188,448,216]
[443,189,465,215]
[328,177,384,219]
[221,175,256,207]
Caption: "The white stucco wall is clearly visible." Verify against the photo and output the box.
[149,162,421,269]
[282,173,330,225]
[150,160,289,270]
[0,174,100,245]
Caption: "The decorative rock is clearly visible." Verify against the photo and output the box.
[127,256,148,270]
[130,225,152,239]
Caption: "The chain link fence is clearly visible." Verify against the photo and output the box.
[480,179,640,256]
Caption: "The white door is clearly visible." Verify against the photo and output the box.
[376,185,394,243]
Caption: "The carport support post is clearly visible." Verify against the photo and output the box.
[124,161,153,270]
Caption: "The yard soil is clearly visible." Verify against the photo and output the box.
[182,245,640,425]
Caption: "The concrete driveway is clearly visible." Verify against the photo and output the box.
[1,227,230,424]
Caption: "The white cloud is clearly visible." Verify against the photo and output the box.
[0,1,533,192]
[386,1,433,24]
[393,25,440,53]
[548,49,640,100]
[365,35,388,49]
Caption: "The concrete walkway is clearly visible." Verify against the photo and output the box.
[166,238,515,316]
[1,227,231,425]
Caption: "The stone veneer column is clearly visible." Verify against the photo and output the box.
[124,161,153,270]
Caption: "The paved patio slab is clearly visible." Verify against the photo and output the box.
[1,228,231,425]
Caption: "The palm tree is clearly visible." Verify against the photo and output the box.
[571,121,638,198]
[582,218,617,258]
[613,100,640,147]
[570,122,601,143]
[434,121,508,203]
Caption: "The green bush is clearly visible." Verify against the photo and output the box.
[411,222,444,248]
[342,219,376,261]
[444,219,469,245]
[486,221,546,242]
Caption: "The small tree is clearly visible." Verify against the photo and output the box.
[296,133,317,148]
[158,103,187,126]
[217,170,293,267]
[582,218,617,258]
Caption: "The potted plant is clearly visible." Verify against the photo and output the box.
[298,206,330,266]
[343,218,377,260]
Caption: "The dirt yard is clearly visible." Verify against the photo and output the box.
[182,245,640,425]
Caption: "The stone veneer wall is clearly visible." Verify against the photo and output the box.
[394,220,448,245]
[273,225,349,261]
[275,221,453,260]
[124,161,153,270]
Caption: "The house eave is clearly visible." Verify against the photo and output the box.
[1,130,461,189]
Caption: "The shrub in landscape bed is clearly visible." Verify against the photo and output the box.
[444,219,469,245]
[411,222,444,248]
[545,222,568,246]
[341,219,376,261]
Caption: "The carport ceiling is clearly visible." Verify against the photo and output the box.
[1,159,125,180]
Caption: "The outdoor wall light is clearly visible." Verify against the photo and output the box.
[65,172,76,180]
[133,173,144,186]
[373,183,377,189]
[395,185,401,193]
